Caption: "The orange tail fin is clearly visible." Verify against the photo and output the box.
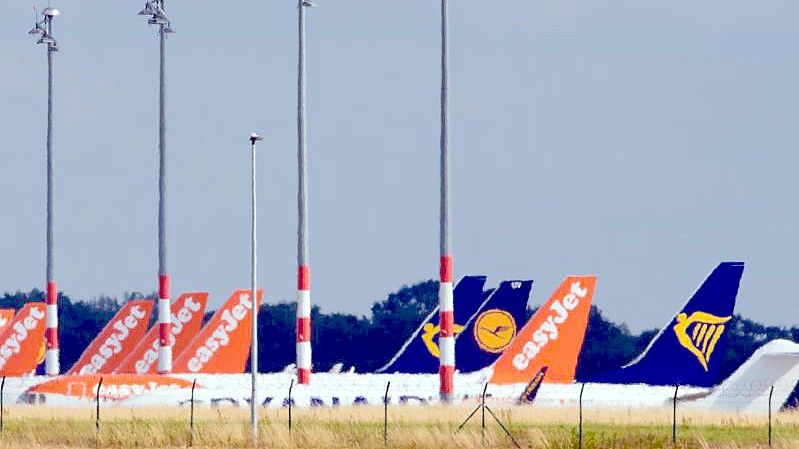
[66,300,153,375]
[173,289,263,374]
[0,302,46,376]
[114,293,209,374]
[489,276,596,384]
[0,309,16,332]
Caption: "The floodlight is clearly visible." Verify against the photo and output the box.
[29,26,44,35]
[249,133,264,143]
[38,35,55,45]
[302,0,315,7]
[164,25,175,34]
[138,6,155,16]
[42,7,60,17]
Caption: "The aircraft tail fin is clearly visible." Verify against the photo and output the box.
[588,262,744,387]
[376,276,490,374]
[490,276,596,384]
[456,280,532,373]
[172,289,262,374]
[0,309,16,332]
[518,366,548,404]
[0,302,46,376]
[66,300,153,375]
[114,293,209,374]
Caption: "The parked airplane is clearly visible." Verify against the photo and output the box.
[22,277,595,407]
[0,302,46,376]
[65,300,153,375]
[114,293,208,374]
[378,278,531,374]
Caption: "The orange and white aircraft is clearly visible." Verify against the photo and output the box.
[20,279,596,407]
[0,303,46,376]
[114,293,208,374]
[65,300,153,375]
[0,309,17,332]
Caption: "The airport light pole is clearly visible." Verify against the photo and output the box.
[296,0,314,386]
[437,0,455,403]
[29,4,61,376]
[137,0,175,374]
[249,133,263,444]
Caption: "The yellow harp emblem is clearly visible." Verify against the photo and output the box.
[672,311,731,371]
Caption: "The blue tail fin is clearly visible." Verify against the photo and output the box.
[456,280,532,373]
[376,276,490,373]
[586,262,744,387]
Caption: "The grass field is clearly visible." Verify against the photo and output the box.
[1,405,799,448]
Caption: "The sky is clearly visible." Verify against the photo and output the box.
[1,1,798,333]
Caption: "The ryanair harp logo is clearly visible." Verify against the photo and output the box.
[672,311,731,371]
[474,309,516,353]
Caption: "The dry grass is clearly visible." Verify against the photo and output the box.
[0,405,798,448]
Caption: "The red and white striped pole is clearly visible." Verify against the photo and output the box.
[297,266,311,384]
[438,0,455,403]
[157,274,172,373]
[45,281,59,375]
[295,0,313,385]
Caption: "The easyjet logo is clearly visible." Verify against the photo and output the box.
[0,306,44,369]
[97,380,191,400]
[187,294,252,373]
[511,282,588,371]
[79,305,148,375]
[134,297,203,374]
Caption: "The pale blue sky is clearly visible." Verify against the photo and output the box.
[1,1,798,332]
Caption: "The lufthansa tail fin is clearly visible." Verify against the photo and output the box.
[114,293,209,374]
[173,289,262,374]
[490,276,596,385]
[376,276,490,374]
[587,262,744,387]
[66,300,153,375]
[0,302,46,376]
[456,280,532,373]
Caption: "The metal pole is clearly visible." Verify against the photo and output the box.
[190,378,196,447]
[96,377,103,441]
[288,379,294,434]
[295,0,312,386]
[437,0,455,405]
[250,135,260,445]
[383,381,390,446]
[1,376,5,434]
[156,1,173,375]
[43,9,59,377]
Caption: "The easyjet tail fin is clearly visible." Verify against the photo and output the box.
[0,309,16,332]
[490,276,596,385]
[172,289,262,374]
[0,302,46,376]
[114,293,209,374]
[66,300,153,375]
[587,262,743,387]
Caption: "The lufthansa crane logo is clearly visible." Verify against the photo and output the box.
[672,311,731,371]
[421,322,465,358]
[474,309,516,353]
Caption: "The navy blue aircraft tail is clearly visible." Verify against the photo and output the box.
[376,276,491,373]
[586,262,744,387]
[456,280,532,372]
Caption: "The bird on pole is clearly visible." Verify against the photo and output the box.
[137,0,176,374]
[29,4,61,376]
[296,0,315,386]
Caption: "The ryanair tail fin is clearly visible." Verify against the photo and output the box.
[456,280,532,373]
[66,300,153,375]
[587,262,744,387]
[0,302,46,376]
[114,292,209,374]
[173,289,262,374]
[376,276,490,374]
[490,276,596,385]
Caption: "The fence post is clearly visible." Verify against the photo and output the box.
[1,376,5,435]
[96,377,104,443]
[383,381,390,446]
[769,384,774,447]
[288,378,294,434]
[481,383,487,444]
[672,384,679,446]
[578,382,585,449]
[190,378,196,447]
